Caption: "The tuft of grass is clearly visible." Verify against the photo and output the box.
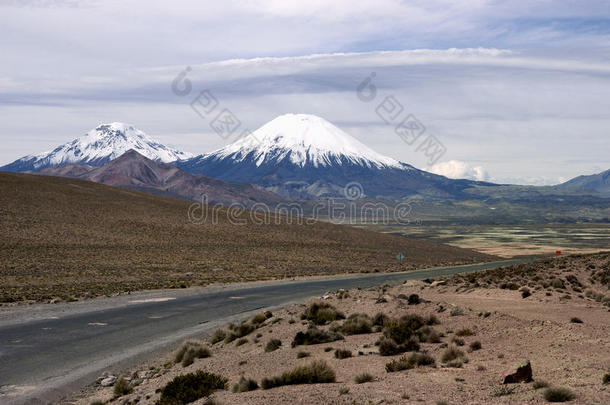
[158,371,227,404]
[385,353,435,372]
[407,294,421,305]
[301,302,345,325]
[291,326,343,347]
[373,312,390,327]
[534,380,550,389]
[383,314,425,344]
[232,376,258,393]
[235,338,248,347]
[334,349,352,359]
[333,313,372,335]
[354,373,374,384]
[261,360,336,389]
[264,338,282,352]
[455,328,475,337]
[339,387,349,395]
[451,337,465,346]
[543,387,575,402]
[603,373,610,385]
[175,341,211,367]
[296,351,310,358]
[569,317,583,324]
[113,377,132,398]
[251,311,272,325]
[441,347,468,366]
[469,341,482,351]
[378,337,419,356]
[224,322,256,343]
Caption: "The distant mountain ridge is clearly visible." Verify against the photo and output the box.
[1,122,192,172]
[555,169,610,197]
[35,150,287,208]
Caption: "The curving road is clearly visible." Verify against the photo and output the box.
[0,258,529,404]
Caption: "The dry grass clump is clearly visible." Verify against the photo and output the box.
[232,376,259,393]
[334,349,352,359]
[469,340,482,351]
[354,373,374,384]
[296,351,310,358]
[301,302,345,325]
[543,387,575,402]
[210,329,226,344]
[378,337,419,356]
[264,338,282,352]
[455,328,475,337]
[251,311,273,326]
[224,322,257,343]
[533,380,550,389]
[603,373,610,385]
[175,341,211,367]
[261,360,336,389]
[331,313,373,335]
[158,371,227,405]
[291,326,344,347]
[441,347,468,368]
[385,353,435,372]
[373,312,391,327]
[113,377,132,397]
[569,317,583,324]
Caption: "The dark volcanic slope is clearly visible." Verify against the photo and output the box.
[0,172,497,302]
[555,168,610,197]
[35,150,287,208]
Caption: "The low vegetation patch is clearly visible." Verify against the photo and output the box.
[265,338,282,352]
[334,349,352,359]
[569,317,583,324]
[332,313,373,335]
[261,360,336,389]
[292,326,343,347]
[210,329,226,344]
[603,373,610,385]
[232,376,259,393]
[175,341,211,367]
[296,351,310,358]
[158,371,227,405]
[469,341,482,351]
[543,387,575,402]
[441,347,468,366]
[354,373,374,384]
[113,377,132,397]
[534,380,550,389]
[301,302,345,325]
[385,353,435,372]
[455,328,475,337]
[378,337,419,356]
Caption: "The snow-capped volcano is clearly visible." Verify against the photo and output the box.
[1,123,192,172]
[176,114,487,200]
[215,114,402,169]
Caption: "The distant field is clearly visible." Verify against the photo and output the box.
[360,223,610,257]
[0,173,496,303]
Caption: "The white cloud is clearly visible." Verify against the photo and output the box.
[426,160,490,181]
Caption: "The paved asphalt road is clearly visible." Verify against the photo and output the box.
[0,258,529,404]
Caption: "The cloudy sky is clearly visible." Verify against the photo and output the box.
[1,0,609,184]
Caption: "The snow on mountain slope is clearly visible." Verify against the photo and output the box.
[1,123,192,172]
[175,114,487,200]
[210,114,404,169]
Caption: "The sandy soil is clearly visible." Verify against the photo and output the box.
[73,254,610,405]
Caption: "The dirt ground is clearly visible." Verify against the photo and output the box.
[74,254,610,405]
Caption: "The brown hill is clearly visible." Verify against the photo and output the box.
[0,172,497,303]
[34,149,287,208]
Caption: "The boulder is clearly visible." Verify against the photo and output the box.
[100,375,117,387]
[502,360,533,384]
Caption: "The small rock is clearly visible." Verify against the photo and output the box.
[502,360,533,384]
[100,376,117,387]
[430,280,447,287]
